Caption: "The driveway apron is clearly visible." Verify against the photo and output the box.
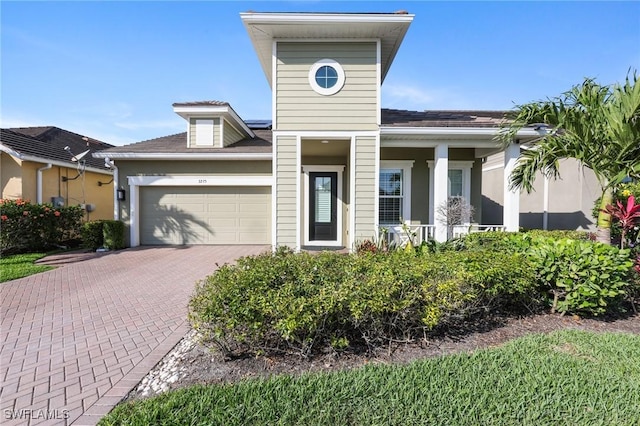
[1,245,268,425]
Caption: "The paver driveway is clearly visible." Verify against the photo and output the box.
[1,245,268,425]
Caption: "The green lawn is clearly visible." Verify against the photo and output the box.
[100,330,640,426]
[0,253,52,282]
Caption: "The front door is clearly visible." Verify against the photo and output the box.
[309,172,337,241]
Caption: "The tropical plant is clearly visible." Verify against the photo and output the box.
[499,72,640,244]
[602,195,640,248]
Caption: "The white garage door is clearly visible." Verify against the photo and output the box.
[139,186,271,245]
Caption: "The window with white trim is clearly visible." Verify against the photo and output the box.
[427,160,474,224]
[308,59,345,96]
[379,160,414,225]
[379,169,403,224]
[448,169,463,197]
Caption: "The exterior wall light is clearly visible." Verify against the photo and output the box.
[117,189,126,201]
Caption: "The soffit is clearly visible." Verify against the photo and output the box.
[241,12,414,87]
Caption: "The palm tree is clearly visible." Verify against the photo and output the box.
[499,72,640,243]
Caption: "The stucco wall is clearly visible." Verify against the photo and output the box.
[3,159,113,221]
[481,155,598,231]
[1,152,22,199]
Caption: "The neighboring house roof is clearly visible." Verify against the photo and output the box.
[381,109,507,128]
[3,126,114,170]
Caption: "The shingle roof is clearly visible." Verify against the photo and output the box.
[381,109,507,128]
[96,109,510,156]
[99,128,273,154]
[2,127,114,169]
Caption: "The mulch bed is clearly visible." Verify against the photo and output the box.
[127,310,640,400]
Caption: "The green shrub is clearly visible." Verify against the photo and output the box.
[527,238,633,315]
[102,220,125,250]
[82,221,104,250]
[524,229,593,241]
[188,248,536,358]
[0,199,83,254]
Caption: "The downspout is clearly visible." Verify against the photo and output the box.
[110,159,120,220]
[37,163,52,204]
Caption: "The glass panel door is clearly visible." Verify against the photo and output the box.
[309,172,337,241]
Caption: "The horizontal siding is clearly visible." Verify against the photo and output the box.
[223,120,244,147]
[354,136,377,240]
[275,135,298,247]
[276,42,378,132]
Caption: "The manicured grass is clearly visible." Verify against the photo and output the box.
[100,330,640,426]
[0,253,52,282]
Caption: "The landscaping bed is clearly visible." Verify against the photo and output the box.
[125,310,640,401]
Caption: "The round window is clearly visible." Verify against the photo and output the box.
[308,59,345,96]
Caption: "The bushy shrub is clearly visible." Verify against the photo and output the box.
[524,229,593,241]
[527,238,633,315]
[82,221,104,250]
[102,220,125,250]
[188,247,536,358]
[0,199,83,254]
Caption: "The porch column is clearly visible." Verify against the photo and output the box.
[433,143,449,242]
[503,142,520,232]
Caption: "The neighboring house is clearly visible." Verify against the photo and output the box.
[482,153,601,232]
[1,127,115,221]
[95,11,545,249]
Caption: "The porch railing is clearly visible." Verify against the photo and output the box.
[379,224,506,246]
[379,224,436,247]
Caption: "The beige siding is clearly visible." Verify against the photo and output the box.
[223,120,244,147]
[139,186,270,245]
[189,117,221,147]
[276,42,378,131]
[353,136,377,241]
[275,135,298,247]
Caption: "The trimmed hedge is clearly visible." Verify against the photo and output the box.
[188,248,535,358]
[82,221,105,250]
[103,220,125,250]
[82,220,125,250]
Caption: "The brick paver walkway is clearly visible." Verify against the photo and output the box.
[1,245,268,425]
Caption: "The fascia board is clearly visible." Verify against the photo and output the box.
[91,152,272,161]
[19,153,112,175]
[240,12,414,25]
[380,127,542,138]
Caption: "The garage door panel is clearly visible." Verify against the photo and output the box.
[140,186,271,245]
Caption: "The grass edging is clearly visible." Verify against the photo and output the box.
[0,253,52,283]
[100,330,640,426]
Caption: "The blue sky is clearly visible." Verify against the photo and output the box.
[2,1,639,146]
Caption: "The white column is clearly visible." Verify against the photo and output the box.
[129,184,139,247]
[433,144,449,242]
[503,142,520,232]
